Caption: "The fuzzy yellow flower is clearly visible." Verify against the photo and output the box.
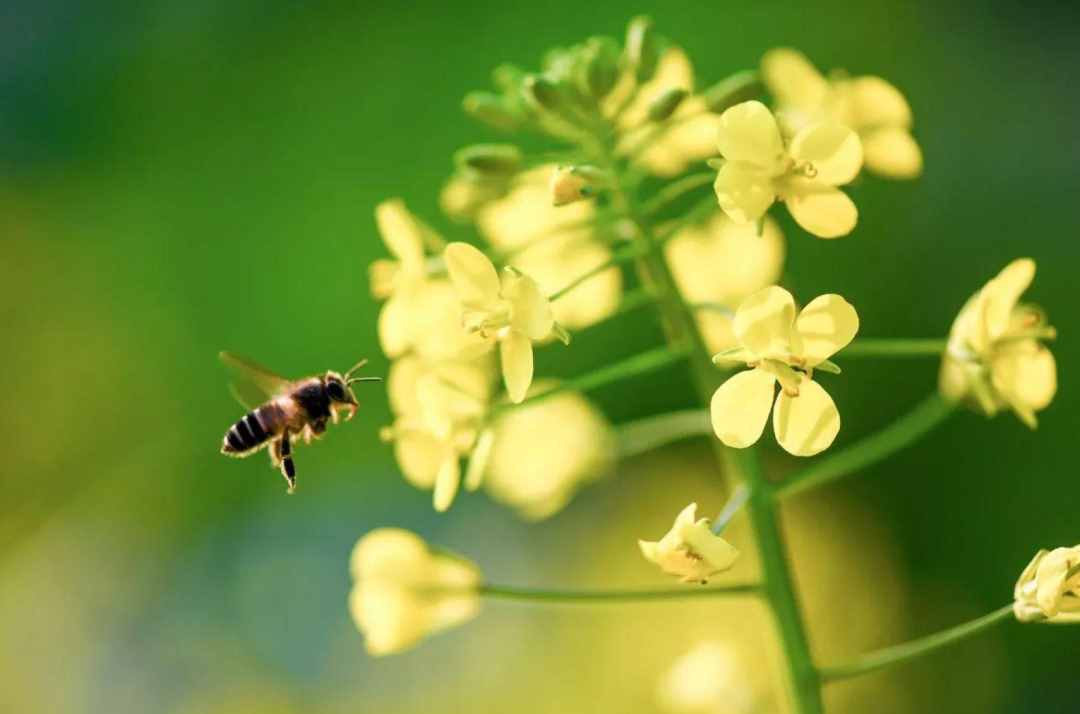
[711,286,858,456]
[444,242,564,403]
[386,353,494,419]
[616,47,722,177]
[1013,545,1080,623]
[939,259,1057,428]
[657,641,758,714]
[377,278,489,362]
[369,199,427,300]
[483,383,615,520]
[348,528,480,656]
[713,100,863,239]
[762,48,922,179]
[665,212,785,354]
[477,167,622,330]
[639,503,740,584]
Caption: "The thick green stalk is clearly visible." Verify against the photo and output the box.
[478,582,758,604]
[609,177,825,714]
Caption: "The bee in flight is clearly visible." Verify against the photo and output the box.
[219,352,381,493]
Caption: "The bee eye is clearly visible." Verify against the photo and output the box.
[327,380,346,401]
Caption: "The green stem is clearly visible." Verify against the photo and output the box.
[843,338,948,358]
[655,194,718,244]
[776,393,955,500]
[548,246,645,301]
[819,604,1014,681]
[641,171,715,216]
[478,582,758,604]
[493,343,690,415]
[616,409,711,459]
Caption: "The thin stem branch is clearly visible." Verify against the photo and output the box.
[641,172,716,216]
[843,338,948,358]
[776,393,955,500]
[819,604,1014,681]
[616,409,711,459]
[655,194,718,244]
[493,343,690,415]
[548,247,645,301]
[478,582,759,604]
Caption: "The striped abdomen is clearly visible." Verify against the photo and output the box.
[222,407,275,456]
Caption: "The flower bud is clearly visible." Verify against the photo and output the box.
[462,91,524,132]
[703,70,763,114]
[647,87,689,122]
[454,143,523,178]
[522,74,571,117]
[492,63,526,93]
[639,503,739,583]
[579,36,621,100]
[549,165,611,206]
[625,16,660,82]
[1014,545,1080,623]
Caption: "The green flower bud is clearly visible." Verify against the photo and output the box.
[625,16,660,82]
[462,92,523,132]
[522,74,571,116]
[455,144,523,177]
[702,71,763,114]
[492,63,526,94]
[579,36,620,100]
[646,87,689,122]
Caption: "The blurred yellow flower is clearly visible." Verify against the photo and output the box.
[657,641,758,714]
[939,258,1057,428]
[444,242,562,403]
[369,199,427,300]
[761,48,922,180]
[349,528,480,656]
[377,278,490,361]
[616,48,722,177]
[665,212,785,354]
[710,286,858,456]
[483,383,615,519]
[713,100,863,239]
[440,172,508,223]
[639,503,739,583]
[386,353,494,419]
[549,165,590,206]
[1013,545,1080,623]
[478,167,621,330]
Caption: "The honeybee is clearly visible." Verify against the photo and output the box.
[219,352,380,493]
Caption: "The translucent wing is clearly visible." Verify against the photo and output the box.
[219,351,292,409]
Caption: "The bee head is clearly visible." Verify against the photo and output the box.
[324,371,357,405]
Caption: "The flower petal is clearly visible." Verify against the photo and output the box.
[773,378,840,456]
[717,101,785,168]
[789,123,863,186]
[794,294,860,366]
[464,428,495,491]
[862,127,923,179]
[378,295,414,358]
[713,162,776,225]
[433,455,461,512]
[500,331,534,403]
[376,199,425,267]
[982,258,1035,342]
[992,341,1057,414]
[849,76,912,129]
[784,183,858,239]
[710,368,777,448]
[502,269,555,339]
[760,48,829,111]
[444,242,501,308]
[733,285,797,359]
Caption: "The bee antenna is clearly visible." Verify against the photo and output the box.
[344,358,369,379]
[347,376,382,385]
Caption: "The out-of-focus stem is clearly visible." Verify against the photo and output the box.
[477,582,759,604]
[843,338,948,358]
[641,171,715,215]
[616,409,711,458]
[548,246,646,301]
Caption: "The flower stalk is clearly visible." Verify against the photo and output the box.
[478,582,758,604]
[843,338,948,358]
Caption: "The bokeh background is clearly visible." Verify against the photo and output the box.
[3,1,1078,712]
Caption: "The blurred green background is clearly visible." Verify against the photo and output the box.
[2,1,1078,712]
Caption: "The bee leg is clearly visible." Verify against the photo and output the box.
[277,431,297,494]
[345,404,357,421]
[331,408,340,426]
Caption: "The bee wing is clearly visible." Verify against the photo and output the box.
[219,351,293,409]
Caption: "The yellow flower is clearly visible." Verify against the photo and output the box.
[939,258,1057,428]
[639,503,740,584]
[483,383,615,519]
[710,286,858,456]
[713,100,863,239]
[348,528,480,656]
[1013,545,1080,623]
[616,48,722,178]
[664,212,785,354]
[657,641,758,714]
[368,199,427,300]
[444,242,563,403]
[761,47,923,179]
[477,167,622,330]
[386,353,494,419]
[377,278,489,361]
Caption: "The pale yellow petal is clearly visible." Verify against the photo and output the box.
[682,523,740,571]
[784,183,858,239]
[789,123,863,185]
[393,429,447,489]
[464,428,495,491]
[849,76,912,129]
[992,341,1057,413]
[350,528,428,580]
[862,127,923,179]
[502,269,554,340]
[377,295,414,358]
[717,101,785,168]
[760,48,828,110]
[794,294,860,366]
[376,199,425,267]
[714,162,776,225]
[733,285,797,359]
[983,258,1035,342]
[710,368,777,448]
[444,242,501,308]
[433,455,461,512]
[773,379,840,456]
[500,332,534,403]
